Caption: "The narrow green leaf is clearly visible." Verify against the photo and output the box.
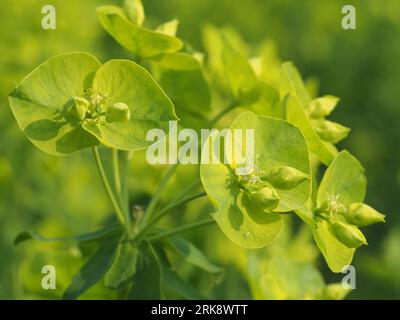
[14,224,120,246]
[157,248,207,300]
[281,62,337,165]
[104,241,138,289]
[128,243,162,299]
[168,236,223,274]
[63,235,120,300]
[286,95,336,165]
[280,61,311,108]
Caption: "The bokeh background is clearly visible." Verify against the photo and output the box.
[0,0,399,299]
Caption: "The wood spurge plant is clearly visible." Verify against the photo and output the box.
[9,0,385,300]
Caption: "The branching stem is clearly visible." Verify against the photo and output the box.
[92,147,132,236]
[147,217,215,242]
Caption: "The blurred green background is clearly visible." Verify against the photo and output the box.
[0,0,399,299]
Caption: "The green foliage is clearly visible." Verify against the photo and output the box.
[96,5,182,58]
[63,234,120,300]
[295,151,384,272]
[4,0,388,300]
[281,63,337,165]
[167,236,223,274]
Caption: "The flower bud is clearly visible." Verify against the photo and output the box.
[330,219,367,248]
[251,186,279,211]
[343,203,385,227]
[313,120,350,144]
[308,96,339,118]
[264,166,309,190]
[68,96,89,120]
[106,102,131,123]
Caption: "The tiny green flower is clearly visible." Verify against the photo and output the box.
[68,96,89,121]
[344,203,386,227]
[308,96,339,119]
[250,186,280,211]
[263,166,309,190]
[106,102,131,123]
[329,219,367,248]
[312,119,350,144]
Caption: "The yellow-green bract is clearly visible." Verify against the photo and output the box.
[8,52,178,156]
[296,151,385,272]
[200,112,311,248]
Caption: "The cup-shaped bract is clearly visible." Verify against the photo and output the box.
[9,53,178,155]
[200,112,311,248]
[9,53,102,155]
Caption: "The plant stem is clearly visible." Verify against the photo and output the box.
[147,218,215,242]
[209,100,237,127]
[173,178,201,202]
[112,149,133,235]
[141,163,178,227]
[120,151,132,215]
[134,191,207,241]
[92,147,130,235]
[112,150,122,197]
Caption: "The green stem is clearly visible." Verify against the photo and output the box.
[173,178,201,202]
[134,191,207,241]
[112,149,122,202]
[147,218,215,242]
[209,100,237,127]
[120,151,132,215]
[112,149,133,235]
[92,147,130,235]
[141,163,178,227]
